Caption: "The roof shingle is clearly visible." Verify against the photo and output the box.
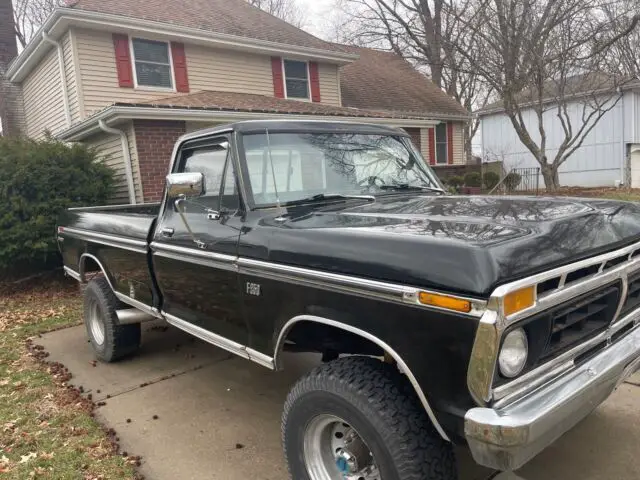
[113,90,436,119]
[70,0,342,52]
[337,45,469,118]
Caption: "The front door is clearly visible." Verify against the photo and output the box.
[151,135,247,346]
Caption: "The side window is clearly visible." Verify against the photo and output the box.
[183,147,227,197]
[180,142,238,212]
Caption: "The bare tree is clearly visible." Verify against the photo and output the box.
[13,0,63,48]
[332,0,493,163]
[602,0,640,77]
[458,0,640,190]
[247,0,307,28]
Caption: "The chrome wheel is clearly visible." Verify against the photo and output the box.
[88,299,105,346]
[303,414,380,480]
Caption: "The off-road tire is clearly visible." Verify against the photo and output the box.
[282,356,457,480]
[83,277,141,362]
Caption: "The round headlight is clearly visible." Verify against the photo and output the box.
[498,328,529,378]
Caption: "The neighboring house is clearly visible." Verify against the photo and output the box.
[1,0,469,203]
[477,75,640,188]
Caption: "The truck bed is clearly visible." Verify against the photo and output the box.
[62,203,161,242]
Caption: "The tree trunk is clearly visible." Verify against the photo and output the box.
[541,164,560,192]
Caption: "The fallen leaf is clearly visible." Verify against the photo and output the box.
[19,452,37,464]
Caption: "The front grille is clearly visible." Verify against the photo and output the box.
[620,272,640,318]
[541,283,620,361]
[495,282,621,384]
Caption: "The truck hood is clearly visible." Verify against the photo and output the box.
[263,195,640,297]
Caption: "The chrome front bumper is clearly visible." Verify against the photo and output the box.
[464,322,640,471]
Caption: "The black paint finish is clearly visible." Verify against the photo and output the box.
[57,121,640,441]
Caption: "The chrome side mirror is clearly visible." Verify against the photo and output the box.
[166,172,205,198]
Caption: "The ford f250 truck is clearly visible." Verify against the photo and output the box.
[58,120,640,480]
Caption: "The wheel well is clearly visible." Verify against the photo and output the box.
[79,255,106,283]
[278,320,384,360]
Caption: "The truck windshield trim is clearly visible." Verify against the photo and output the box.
[240,132,444,208]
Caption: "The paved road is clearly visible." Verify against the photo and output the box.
[38,322,640,480]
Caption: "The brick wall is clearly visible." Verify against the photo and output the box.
[0,0,24,136]
[134,120,186,201]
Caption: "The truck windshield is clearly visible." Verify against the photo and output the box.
[242,132,444,207]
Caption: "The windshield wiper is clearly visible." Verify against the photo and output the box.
[379,184,445,194]
[285,193,376,206]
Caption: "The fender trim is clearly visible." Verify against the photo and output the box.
[273,314,451,442]
[78,253,160,319]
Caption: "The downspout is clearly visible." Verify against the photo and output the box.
[98,120,137,205]
[42,32,72,128]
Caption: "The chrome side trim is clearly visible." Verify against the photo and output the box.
[163,312,250,360]
[63,266,81,282]
[238,258,486,318]
[114,292,160,318]
[246,348,275,369]
[63,227,147,253]
[150,242,237,271]
[468,236,640,406]
[273,314,451,442]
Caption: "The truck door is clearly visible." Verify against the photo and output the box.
[151,135,247,347]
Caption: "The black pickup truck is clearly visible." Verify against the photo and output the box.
[58,120,640,480]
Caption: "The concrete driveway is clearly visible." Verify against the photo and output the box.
[38,322,640,480]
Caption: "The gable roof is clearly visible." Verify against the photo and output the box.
[69,0,341,53]
[476,72,637,116]
[337,45,469,119]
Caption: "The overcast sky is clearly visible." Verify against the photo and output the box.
[299,0,339,39]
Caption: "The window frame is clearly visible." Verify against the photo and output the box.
[281,58,311,101]
[435,122,448,165]
[129,37,176,92]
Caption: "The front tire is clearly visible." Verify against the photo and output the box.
[83,277,141,362]
[282,356,457,480]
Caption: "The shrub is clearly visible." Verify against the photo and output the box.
[483,171,500,190]
[504,172,522,192]
[0,136,114,275]
[448,175,464,188]
[464,171,482,187]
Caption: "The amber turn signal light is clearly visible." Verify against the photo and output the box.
[503,286,535,316]
[419,292,472,313]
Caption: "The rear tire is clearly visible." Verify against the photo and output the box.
[282,356,457,480]
[83,277,141,362]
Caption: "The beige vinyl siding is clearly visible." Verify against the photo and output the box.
[318,63,340,106]
[74,29,344,115]
[22,47,66,138]
[84,121,142,204]
[62,31,81,124]
[186,44,273,96]
[452,122,465,165]
[125,122,144,203]
[75,29,172,116]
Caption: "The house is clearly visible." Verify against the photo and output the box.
[1,0,469,203]
[477,75,640,188]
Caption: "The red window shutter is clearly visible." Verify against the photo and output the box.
[309,61,321,102]
[171,42,190,93]
[447,122,454,164]
[113,34,134,88]
[271,57,285,98]
[428,128,436,165]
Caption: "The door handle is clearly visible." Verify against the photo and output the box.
[161,227,175,237]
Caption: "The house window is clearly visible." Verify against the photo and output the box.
[131,38,173,89]
[435,122,448,164]
[283,59,309,99]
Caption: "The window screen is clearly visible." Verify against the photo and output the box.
[132,38,173,88]
[435,123,448,164]
[284,60,309,99]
